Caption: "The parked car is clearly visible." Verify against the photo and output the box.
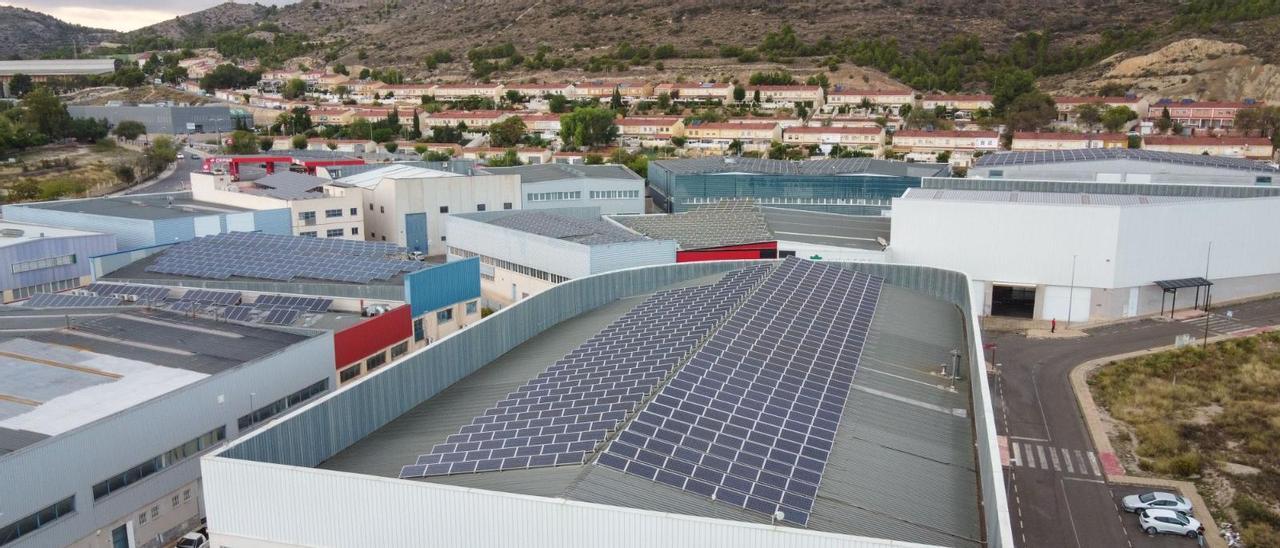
[175,531,208,548]
[1122,491,1193,513]
[1138,509,1203,538]
[176,153,185,159]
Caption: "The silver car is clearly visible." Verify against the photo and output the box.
[1122,491,1192,513]
[1138,508,1203,538]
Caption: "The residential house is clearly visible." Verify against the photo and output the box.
[1011,132,1129,151]
[891,130,1000,163]
[504,83,575,98]
[1142,135,1274,160]
[782,126,885,154]
[745,85,825,108]
[921,94,995,114]
[376,83,437,101]
[653,82,734,103]
[515,113,563,135]
[683,121,781,153]
[428,83,505,101]
[420,110,511,129]
[617,116,684,143]
[825,87,915,113]
[1053,96,1149,123]
[1145,99,1264,131]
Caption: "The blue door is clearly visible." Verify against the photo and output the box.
[405,213,428,253]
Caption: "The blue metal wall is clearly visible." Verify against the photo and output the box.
[404,213,428,254]
[646,163,922,214]
[251,209,293,236]
[0,233,116,292]
[404,257,480,316]
[1,205,156,250]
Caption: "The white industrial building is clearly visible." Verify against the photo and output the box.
[890,178,1280,322]
[190,171,364,240]
[445,208,676,307]
[479,163,647,215]
[327,163,521,255]
[970,149,1279,186]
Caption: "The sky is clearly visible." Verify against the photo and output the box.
[3,0,294,32]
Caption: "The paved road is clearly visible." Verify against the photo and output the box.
[988,297,1280,548]
[760,207,889,250]
[123,152,201,195]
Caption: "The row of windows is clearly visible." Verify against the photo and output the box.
[237,379,328,431]
[589,190,641,200]
[92,427,226,501]
[12,278,80,300]
[11,254,76,274]
[299,227,359,238]
[137,488,193,529]
[527,191,581,202]
[0,496,74,547]
[449,247,570,284]
[301,208,358,221]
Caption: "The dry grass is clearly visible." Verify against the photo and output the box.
[1090,332,1280,540]
[0,142,143,201]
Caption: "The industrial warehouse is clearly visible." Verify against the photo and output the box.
[198,259,1009,548]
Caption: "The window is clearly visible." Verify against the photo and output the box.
[526,191,582,202]
[391,341,409,358]
[989,169,1004,178]
[351,227,359,235]
[589,190,641,200]
[476,204,486,211]
[298,211,316,222]
[92,427,227,500]
[447,247,570,284]
[381,236,386,241]
[324,209,343,218]
[172,495,180,507]
[183,489,190,502]
[326,228,345,238]
[413,318,425,342]
[138,512,147,525]
[369,203,374,210]
[237,379,328,431]
[380,206,385,213]
[1258,176,1273,185]
[503,202,513,209]
[365,352,387,371]
[150,506,158,519]
[339,365,361,383]
[300,231,317,237]
[0,496,74,546]
[11,254,76,274]
[439,206,449,213]
[437,308,454,322]
[441,235,447,241]
[12,277,80,300]
[466,301,478,315]
[350,207,358,215]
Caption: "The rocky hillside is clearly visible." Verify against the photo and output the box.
[0,6,117,58]
[129,2,277,42]
[1046,39,1280,103]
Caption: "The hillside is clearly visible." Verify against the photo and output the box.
[128,2,278,42]
[0,6,117,58]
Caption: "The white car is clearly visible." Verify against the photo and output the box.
[1122,491,1192,513]
[176,153,185,159]
[175,532,208,548]
[1138,508,1203,538]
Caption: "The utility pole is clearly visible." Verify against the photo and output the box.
[1202,241,1213,350]
[1066,254,1078,329]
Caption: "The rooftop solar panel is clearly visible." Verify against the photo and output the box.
[84,283,169,302]
[143,232,426,284]
[25,293,122,308]
[972,148,1279,173]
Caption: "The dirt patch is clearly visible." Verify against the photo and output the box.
[1048,38,1280,103]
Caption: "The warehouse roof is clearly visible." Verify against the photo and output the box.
[484,210,649,245]
[333,164,461,189]
[243,172,331,200]
[609,200,774,250]
[899,187,1221,206]
[479,163,641,183]
[973,148,1280,173]
[318,264,980,546]
[651,157,949,178]
[0,59,116,77]
[0,221,106,249]
[11,192,254,220]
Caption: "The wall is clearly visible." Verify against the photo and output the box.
[333,305,411,369]
[676,242,779,263]
[91,243,176,278]
[0,232,116,294]
[587,240,679,275]
[67,105,238,135]
[970,159,1276,186]
[403,257,481,317]
[522,177,645,215]
[2,205,156,250]
[0,333,334,548]
[446,215,593,279]
[203,260,1011,548]
[357,174,521,254]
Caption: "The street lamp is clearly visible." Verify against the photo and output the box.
[1066,254,1078,329]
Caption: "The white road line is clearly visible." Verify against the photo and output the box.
[1011,442,1022,466]
[1060,477,1084,548]
[1010,435,1051,442]
[1037,445,1049,470]
[1088,452,1102,477]
[1024,445,1035,468]
[1050,447,1062,471]
[1074,450,1089,476]
[1062,448,1075,474]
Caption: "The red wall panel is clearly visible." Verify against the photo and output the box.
[676,241,778,263]
[333,304,412,368]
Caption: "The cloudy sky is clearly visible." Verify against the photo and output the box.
[4,0,295,32]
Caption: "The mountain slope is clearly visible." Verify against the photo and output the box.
[0,6,117,58]
[127,1,277,41]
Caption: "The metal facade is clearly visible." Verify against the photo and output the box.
[404,257,481,316]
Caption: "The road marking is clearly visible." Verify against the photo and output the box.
[1010,435,1050,442]
[1031,363,1054,443]
[1062,448,1074,473]
[1074,450,1088,474]
[1011,442,1022,466]
[1009,444,1103,477]
[1050,447,1062,471]
[1062,476,1106,484]
[1060,477,1084,548]
[1023,444,1035,468]
[1088,452,1102,477]
[1037,445,1048,470]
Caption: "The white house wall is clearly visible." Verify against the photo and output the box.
[446,216,594,279]
[359,174,521,253]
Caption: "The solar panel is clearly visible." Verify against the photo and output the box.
[222,305,254,322]
[597,258,883,527]
[168,301,200,313]
[253,294,332,312]
[180,289,242,305]
[262,308,300,325]
[400,264,776,480]
[84,283,169,302]
[143,232,426,284]
[25,293,121,308]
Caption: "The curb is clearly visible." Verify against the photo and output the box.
[1070,326,1280,548]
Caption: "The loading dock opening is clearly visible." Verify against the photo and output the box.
[991,284,1036,318]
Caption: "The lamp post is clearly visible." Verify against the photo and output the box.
[1202,241,1213,350]
[1066,254,1078,329]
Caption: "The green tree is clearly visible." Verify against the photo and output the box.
[332,62,348,75]
[753,89,761,103]
[112,120,147,141]
[423,149,453,161]
[1004,92,1057,132]
[282,78,307,100]
[67,117,109,143]
[7,180,40,202]
[1100,105,1138,132]
[1072,103,1103,130]
[143,136,178,174]
[1097,82,1128,96]
[610,87,623,110]
[1156,106,1173,134]
[733,85,746,103]
[549,94,569,114]
[384,142,399,153]
[560,107,618,149]
[584,153,604,165]
[259,137,274,151]
[226,130,259,154]
[23,88,72,139]
[728,139,744,154]
[488,116,526,147]
[291,134,308,149]
[484,148,522,167]
[805,73,830,91]
[656,92,672,110]
[347,117,372,140]
[749,71,795,85]
[199,64,260,92]
[111,66,147,87]
[358,68,371,80]
[371,128,395,143]
[991,68,1037,116]
[8,73,33,97]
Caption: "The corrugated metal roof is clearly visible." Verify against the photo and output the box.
[973,148,1280,173]
[652,157,949,178]
[486,210,649,245]
[335,164,461,188]
[245,172,329,200]
[481,163,641,183]
[610,200,775,250]
[899,187,1219,206]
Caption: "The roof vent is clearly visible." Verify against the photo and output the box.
[0,228,24,237]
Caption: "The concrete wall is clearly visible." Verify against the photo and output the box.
[970,158,1276,186]
[523,176,645,215]
[358,174,521,254]
[0,334,335,548]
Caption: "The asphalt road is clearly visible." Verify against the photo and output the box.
[760,207,890,250]
[123,152,202,195]
[988,297,1280,548]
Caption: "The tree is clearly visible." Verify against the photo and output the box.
[291,134,308,149]
[991,68,1037,116]
[423,149,452,161]
[259,137,274,151]
[728,139,744,154]
[226,130,259,154]
[488,116,526,147]
[371,128,395,143]
[332,62,348,75]
[1072,103,1103,130]
[752,89,761,103]
[610,87,623,110]
[1156,106,1173,134]
[410,109,422,139]
[113,120,147,141]
[805,73,830,91]
[282,78,307,100]
[484,149,522,167]
[358,68,371,80]
[199,64,260,92]
[8,73,33,97]
[1097,82,1128,97]
[1100,105,1138,133]
[733,85,746,103]
[936,151,952,164]
[559,107,618,149]
[584,153,604,165]
[143,136,178,174]
[749,71,795,85]
[549,94,569,113]
[23,88,72,139]
[347,117,372,140]
[657,92,672,110]
[7,180,40,202]
[67,118,109,143]
[1004,92,1057,132]
[384,142,398,153]
[111,66,147,87]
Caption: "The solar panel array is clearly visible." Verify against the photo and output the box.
[145,232,426,283]
[262,308,300,325]
[973,148,1279,173]
[222,305,254,322]
[83,283,168,302]
[179,289,241,305]
[400,265,774,480]
[253,294,332,313]
[25,293,121,308]
[598,258,882,526]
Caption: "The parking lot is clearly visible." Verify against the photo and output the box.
[1111,485,1208,547]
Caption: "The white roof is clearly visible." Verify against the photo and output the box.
[0,221,106,249]
[335,164,461,189]
[898,188,1224,207]
[0,59,116,77]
